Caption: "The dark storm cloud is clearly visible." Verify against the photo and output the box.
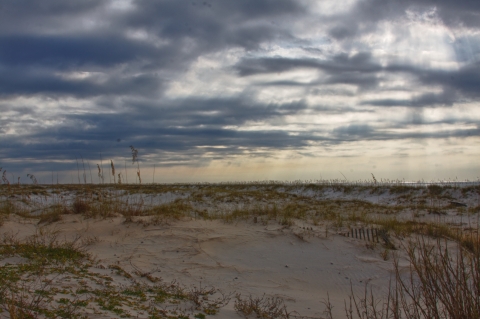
[0,0,105,18]
[0,65,164,98]
[235,52,381,76]
[331,121,480,142]
[0,120,318,173]
[0,0,304,98]
[332,124,375,140]
[0,0,313,173]
[362,61,480,107]
[0,34,159,68]
[123,0,302,31]
[238,52,480,106]
[0,0,108,33]
[235,57,320,76]
[0,96,312,165]
[1,0,480,178]
[234,52,383,90]
[0,32,178,97]
[135,98,308,127]
[417,63,480,98]
[384,60,480,98]
[325,73,379,91]
[117,0,303,53]
[327,26,357,41]
[361,90,457,108]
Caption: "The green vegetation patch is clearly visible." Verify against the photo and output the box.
[0,233,231,318]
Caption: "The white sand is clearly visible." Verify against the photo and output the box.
[1,215,404,318]
[3,183,478,317]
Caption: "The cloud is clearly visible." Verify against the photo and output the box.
[0,0,306,99]
[0,96,313,163]
[417,62,480,98]
[1,0,480,180]
[4,90,477,170]
[235,52,381,76]
[118,0,304,52]
[332,124,375,140]
[237,51,480,107]
[328,25,357,40]
[0,0,108,33]
[362,61,480,107]
[361,90,457,108]
[326,0,480,42]
[0,34,160,69]
[0,66,164,98]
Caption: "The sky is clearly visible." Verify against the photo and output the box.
[1,0,480,184]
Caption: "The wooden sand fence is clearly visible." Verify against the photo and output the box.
[340,227,396,249]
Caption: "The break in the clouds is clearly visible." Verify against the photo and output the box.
[0,0,479,182]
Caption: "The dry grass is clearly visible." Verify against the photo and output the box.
[1,183,478,246]
[234,294,293,319]
[322,233,480,319]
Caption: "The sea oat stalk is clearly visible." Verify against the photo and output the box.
[130,145,141,184]
[111,160,116,184]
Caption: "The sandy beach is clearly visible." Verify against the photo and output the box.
[2,215,399,318]
[0,183,478,318]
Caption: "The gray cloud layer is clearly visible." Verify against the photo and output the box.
[0,0,479,176]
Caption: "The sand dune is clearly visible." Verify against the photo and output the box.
[1,214,403,318]
[1,183,477,318]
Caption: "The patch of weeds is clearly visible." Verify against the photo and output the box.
[0,199,30,223]
[144,199,191,225]
[0,232,88,264]
[0,200,15,216]
[72,196,90,215]
[79,236,100,247]
[109,264,133,279]
[234,294,293,319]
[122,284,147,301]
[427,184,445,196]
[187,283,232,315]
[389,185,413,194]
[95,293,126,315]
[0,236,92,317]
[332,215,345,228]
